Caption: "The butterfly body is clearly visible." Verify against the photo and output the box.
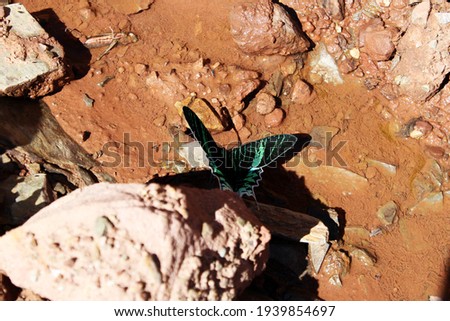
[183,106,297,197]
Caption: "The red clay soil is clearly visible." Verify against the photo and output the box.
[17,0,450,300]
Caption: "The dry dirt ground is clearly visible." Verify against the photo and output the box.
[7,0,450,300]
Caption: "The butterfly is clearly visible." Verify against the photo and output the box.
[182,106,297,197]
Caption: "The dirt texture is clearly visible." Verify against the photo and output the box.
[0,0,449,301]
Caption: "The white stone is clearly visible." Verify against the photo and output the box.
[309,43,343,85]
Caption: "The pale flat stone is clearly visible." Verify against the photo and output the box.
[0,3,70,98]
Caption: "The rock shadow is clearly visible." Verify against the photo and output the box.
[0,98,103,234]
[32,8,92,79]
[148,133,345,300]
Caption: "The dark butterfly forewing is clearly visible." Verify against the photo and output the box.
[183,106,297,197]
[182,106,230,189]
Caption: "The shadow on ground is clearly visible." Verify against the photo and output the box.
[149,133,346,300]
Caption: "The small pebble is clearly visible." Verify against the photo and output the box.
[128,93,138,100]
[117,67,125,73]
[83,93,94,107]
[349,48,360,59]
[338,58,358,74]
[280,60,297,75]
[425,145,445,159]
[409,120,433,139]
[134,63,148,76]
[79,7,95,21]
[232,114,245,131]
[370,227,383,237]
[256,92,276,115]
[349,248,376,267]
[264,108,284,128]
[118,19,130,30]
[153,115,166,127]
[364,29,395,61]
[291,79,316,104]
[377,201,398,225]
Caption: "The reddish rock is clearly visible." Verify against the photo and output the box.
[391,7,450,102]
[256,92,276,115]
[264,108,285,127]
[364,29,396,61]
[229,0,310,56]
[425,145,445,159]
[291,79,317,105]
[338,57,359,74]
[0,183,270,300]
[321,0,345,21]
[134,63,148,75]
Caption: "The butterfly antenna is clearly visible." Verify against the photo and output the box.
[220,107,242,146]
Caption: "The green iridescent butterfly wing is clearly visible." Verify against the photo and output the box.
[182,106,233,191]
[183,106,297,196]
[230,135,298,196]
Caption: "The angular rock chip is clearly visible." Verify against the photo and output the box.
[0,183,270,300]
[376,201,398,225]
[229,0,310,56]
[309,43,343,85]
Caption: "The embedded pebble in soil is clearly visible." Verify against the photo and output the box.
[175,96,225,133]
[255,92,276,115]
[377,201,398,225]
[264,108,284,128]
[321,0,345,21]
[409,120,433,139]
[146,59,261,113]
[134,63,148,76]
[232,113,245,131]
[408,192,444,215]
[349,247,376,267]
[411,159,443,201]
[290,79,316,105]
[366,159,397,176]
